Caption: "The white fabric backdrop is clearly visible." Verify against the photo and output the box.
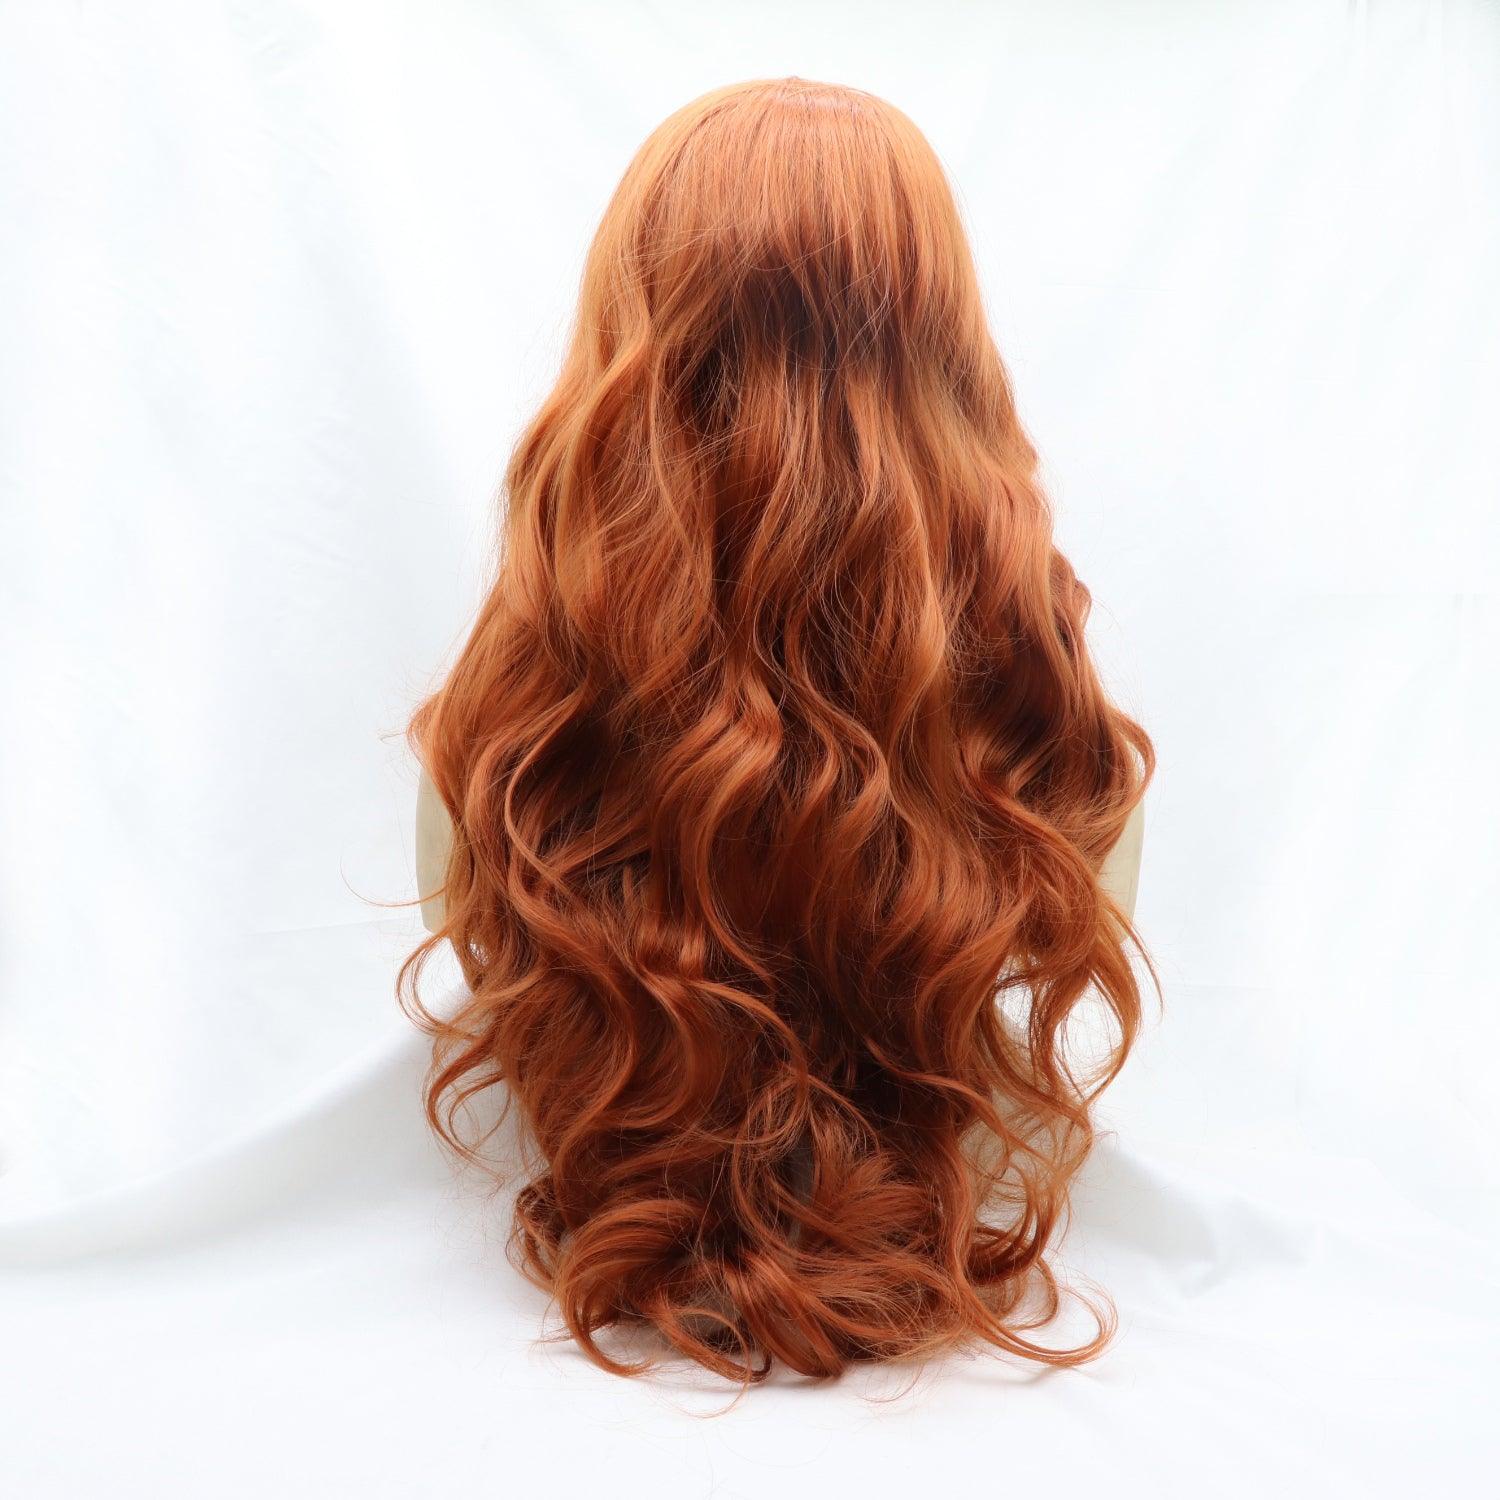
[2,1,1496,1493]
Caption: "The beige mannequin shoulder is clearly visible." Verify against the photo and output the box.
[415,766,1145,934]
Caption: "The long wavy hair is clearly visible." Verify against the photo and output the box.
[399,76,1156,1385]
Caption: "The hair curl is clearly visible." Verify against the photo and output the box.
[399,76,1156,1385]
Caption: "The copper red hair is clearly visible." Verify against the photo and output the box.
[399,77,1156,1385]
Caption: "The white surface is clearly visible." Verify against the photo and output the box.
[2,1,1497,1494]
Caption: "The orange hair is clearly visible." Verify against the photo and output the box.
[399,76,1156,1385]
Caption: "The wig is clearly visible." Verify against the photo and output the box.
[400,76,1156,1385]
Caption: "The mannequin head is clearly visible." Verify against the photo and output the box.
[401,77,1154,1384]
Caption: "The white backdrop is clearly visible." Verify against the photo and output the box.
[2,1,1496,1494]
